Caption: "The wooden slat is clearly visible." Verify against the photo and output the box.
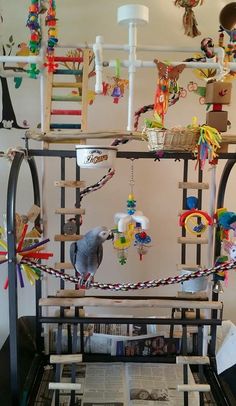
[54,180,86,188]
[177,237,208,244]
[54,234,83,241]
[177,264,203,270]
[51,95,82,102]
[81,49,90,132]
[49,382,81,390]
[52,82,82,88]
[177,291,208,300]
[43,71,53,149]
[54,69,83,75]
[54,262,74,270]
[177,384,210,392]
[39,297,223,310]
[56,289,85,297]
[178,182,209,190]
[54,56,83,63]
[51,109,82,115]
[44,71,53,134]
[221,135,236,144]
[50,354,82,364]
[176,356,209,365]
[55,208,85,215]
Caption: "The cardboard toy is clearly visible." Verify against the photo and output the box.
[205,81,232,105]
[206,110,228,132]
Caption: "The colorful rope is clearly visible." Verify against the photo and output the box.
[21,257,236,291]
[80,168,115,202]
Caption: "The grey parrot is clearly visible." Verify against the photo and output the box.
[70,226,113,288]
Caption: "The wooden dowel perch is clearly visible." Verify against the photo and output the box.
[54,180,86,188]
[176,356,210,365]
[178,182,209,190]
[49,382,81,391]
[177,384,210,392]
[50,354,82,364]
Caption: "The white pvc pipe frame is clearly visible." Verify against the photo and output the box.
[0,19,235,131]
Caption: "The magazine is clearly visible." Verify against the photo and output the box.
[113,336,181,357]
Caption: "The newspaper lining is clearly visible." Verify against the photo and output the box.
[57,363,199,406]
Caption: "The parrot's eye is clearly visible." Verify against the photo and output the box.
[100,231,109,238]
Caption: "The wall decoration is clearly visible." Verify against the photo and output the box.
[0,32,29,129]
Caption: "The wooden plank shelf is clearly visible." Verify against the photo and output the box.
[39,297,223,310]
[25,129,144,144]
[54,180,86,188]
[54,234,83,241]
[55,208,85,215]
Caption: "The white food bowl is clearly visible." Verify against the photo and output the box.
[75,145,117,168]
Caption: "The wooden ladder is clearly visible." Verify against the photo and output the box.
[53,177,85,269]
[43,48,91,147]
[177,163,210,273]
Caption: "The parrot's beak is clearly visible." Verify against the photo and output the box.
[107,230,114,240]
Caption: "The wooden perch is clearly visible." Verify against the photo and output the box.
[50,354,82,364]
[39,297,223,310]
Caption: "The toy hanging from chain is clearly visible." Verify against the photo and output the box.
[26,0,42,78]
[102,59,129,104]
[174,0,204,38]
[153,60,185,126]
[113,159,151,264]
[44,0,59,73]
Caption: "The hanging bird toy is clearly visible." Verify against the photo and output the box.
[153,60,185,126]
[0,219,52,289]
[113,160,151,264]
[102,59,129,104]
[174,0,204,38]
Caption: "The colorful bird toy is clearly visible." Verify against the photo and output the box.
[113,160,151,264]
[102,59,128,104]
[179,196,213,236]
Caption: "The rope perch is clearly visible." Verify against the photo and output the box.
[21,258,236,291]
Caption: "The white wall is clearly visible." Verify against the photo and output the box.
[1,0,236,348]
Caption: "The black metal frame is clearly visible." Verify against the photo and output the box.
[6,152,41,405]
[5,148,236,405]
